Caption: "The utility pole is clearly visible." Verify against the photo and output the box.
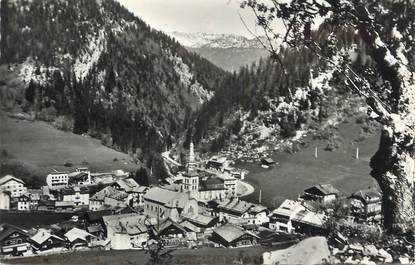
[259,189,262,205]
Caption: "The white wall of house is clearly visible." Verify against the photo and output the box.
[46,173,69,190]
[89,200,104,211]
[107,227,148,250]
[63,193,89,206]
[0,180,27,198]
[0,192,10,210]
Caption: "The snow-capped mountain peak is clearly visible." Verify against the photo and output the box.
[169,31,266,49]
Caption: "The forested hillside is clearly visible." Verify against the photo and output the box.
[0,0,228,165]
[192,25,372,152]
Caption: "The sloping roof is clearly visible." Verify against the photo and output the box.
[350,188,382,203]
[179,220,202,233]
[272,199,305,218]
[157,219,187,235]
[86,210,113,222]
[183,214,217,227]
[0,223,28,241]
[304,184,339,196]
[31,229,64,245]
[143,187,192,209]
[216,198,253,215]
[293,210,327,227]
[249,204,268,215]
[87,224,104,234]
[213,224,259,243]
[91,186,128,201]
[103,213,148,235]
[115,178,141,193]
[65,228,94,243]
[0,175,25,185]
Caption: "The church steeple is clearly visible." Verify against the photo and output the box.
[181,140,199,199]
[187,141,196,173]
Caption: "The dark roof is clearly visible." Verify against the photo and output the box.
[157,219,187,235]
[86,210,113,222]
[0,223,29,241]
[350,188,382,203]
[261,158,275,164]
[213,224,259,243]
[304,184,339,196]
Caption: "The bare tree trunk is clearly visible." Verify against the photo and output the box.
[371,130,415,233]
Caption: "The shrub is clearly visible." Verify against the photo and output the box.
[37,106,57,122]
[101,134,113,147]
[53,115,73,132]
[64,161,73,167]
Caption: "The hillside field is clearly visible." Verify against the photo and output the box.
[0,111,140,184]
[240,122,381,207]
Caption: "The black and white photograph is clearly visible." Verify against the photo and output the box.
[0,0,414,264]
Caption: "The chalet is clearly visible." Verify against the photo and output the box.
[349,188,382,222]
[55,201,75,212]
[302,184,340,204]
[37,198,56,211]
[0,224,31,256]
[143,187,198,222]
[198,177,227,202]
[64,227,95,248]
[68,168,91,187]
[30,229,65,252]
[180,214,219,239]
[102,213,149,250]
[216,173,237,198]
[269,199,305,233]
[261,158,275,167]
[0,190,10,210]
[155,219,187,247]
[112,178,148,207]
[86,224,105,240]
[85,209,113,226]
[211,224,259,248]
[292,210,327,236]
[62,186,90,206]
[46,172,69,190]
[16,194,30,211]
[206,157,231,172]
[89,186,129,211]
[0,175,27,198]
[26,189,42,210]
[214,198,268,225]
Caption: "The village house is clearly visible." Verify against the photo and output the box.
[216,173,237,198]
[102,213,150,250]
[213,198,269,225]
[0,190,10,210]
[210,224,259,248]
[180,214,219,240]
[143,187,198,222]
[154,219,188,247]
[67,168,92,187]
[198,176,227,202]
[206,156,232,172]
[0,223,31,256]
[62,186,90,207]
[269,199,306,233]
[16,194,31,211]
[55,201,75,212]
[64,227,95,249]
[46,171,69,190]
[349,188,382,222]
[26,189,42,210]
[30,228,66,252]
[0,175,27,198]
[302,184,340,204]
[261,157,275,168]
[112,178,148,207]
[89,186,129,211]
[292,210,328,236]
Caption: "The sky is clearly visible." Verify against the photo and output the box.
[117,0,262,37]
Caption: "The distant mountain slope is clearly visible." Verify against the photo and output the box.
[169,31,269,72]
[0,0,229,161]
